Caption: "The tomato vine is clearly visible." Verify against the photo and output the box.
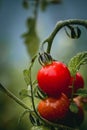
[0,19,87,130]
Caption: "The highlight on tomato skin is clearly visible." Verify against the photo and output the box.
[37,61,71,98]
[37,93,70,122]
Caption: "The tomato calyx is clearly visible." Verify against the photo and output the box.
[38,52,53,66]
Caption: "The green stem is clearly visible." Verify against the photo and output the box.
[0,83,31,110]
[71,75,76,103]
[29,67,37,114]
[41,19,87,53]
[34,0,39,24]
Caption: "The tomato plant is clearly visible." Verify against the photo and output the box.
[38,93,70,122]
[0,19,87,130]
[37,61,71,97]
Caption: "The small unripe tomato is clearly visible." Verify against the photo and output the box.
[38,93,70,122]
[37,61,71,97]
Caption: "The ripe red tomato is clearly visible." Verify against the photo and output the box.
[72,72,84,91]
[66,72,84,97]
[38,93,70,122]
[56,96,84,127]
[37,61,71,97]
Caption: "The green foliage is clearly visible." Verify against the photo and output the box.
[22,0,29,9]
[21,0,62,58]
[23,69,30,86]
[69,102,78,113]
[68,51,87,76]
[40,0,48,11]
[18,110,30,124]
[22,17,40,58]
[74,89,87,97]
[40,0,61,11]
[19,88,30,99]
[23,55,37,85]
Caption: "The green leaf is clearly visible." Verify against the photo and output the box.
[74,88,87,97]
[22,0,29,9]
[18,110,30,124]
[23,69,30,85]
[68,51,87,76]
[19,88,30,99]
[22,17,40,58]
[69,102,78,113]
[40,0,48,11]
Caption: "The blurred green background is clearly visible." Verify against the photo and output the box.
[0,0,87,130]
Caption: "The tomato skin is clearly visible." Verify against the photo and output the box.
[56,96,84,127]
[66,72,84,98]
[38,93,70,122]
[72,72,84,91]
[37,61,71,97]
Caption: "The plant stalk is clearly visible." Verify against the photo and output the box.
[41,19,87,53]
[0,83,31,110]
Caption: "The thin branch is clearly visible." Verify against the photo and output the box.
[0,83,31,110]
[41,19,87,53]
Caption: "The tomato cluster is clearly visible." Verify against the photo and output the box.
[37,53,84,127]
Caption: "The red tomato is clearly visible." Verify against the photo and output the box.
[72,72,84,91]
[37,61,71,97]
[38,93,70,122]
[56,96,84,127]
[66,72,84,97]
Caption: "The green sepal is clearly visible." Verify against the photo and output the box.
[23,69,30,86]
[69,102,78,113]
